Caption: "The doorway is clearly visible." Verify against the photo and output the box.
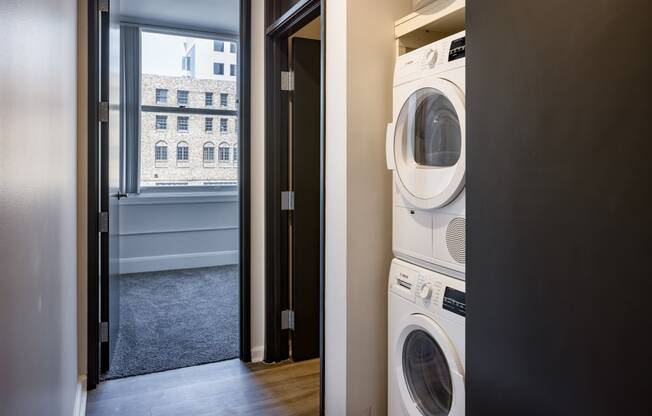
[264,1,324,413]
[87,0,251,387]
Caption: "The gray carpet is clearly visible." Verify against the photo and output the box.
[103,265,239,380]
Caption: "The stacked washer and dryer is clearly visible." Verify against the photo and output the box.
[387,31,467,416]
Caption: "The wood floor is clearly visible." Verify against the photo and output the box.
[86,358,320,416]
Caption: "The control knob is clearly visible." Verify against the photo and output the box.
[425,49,438,68]
[419,283,433,300]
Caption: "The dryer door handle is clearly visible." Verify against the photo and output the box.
[386,122,396,170]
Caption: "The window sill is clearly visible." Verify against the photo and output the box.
[120,189,238,206]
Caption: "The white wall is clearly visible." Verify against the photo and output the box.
[325,0,412,415]
[0,0,79,414]
[249,0,266,362]
[118,193,239,273]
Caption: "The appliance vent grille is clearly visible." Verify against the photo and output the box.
[446,217,466,264]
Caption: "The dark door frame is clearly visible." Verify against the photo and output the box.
[263,0,325,412]
[86,0,253,389]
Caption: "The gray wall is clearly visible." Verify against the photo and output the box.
[0,0,79,415]
[119,193,239,273]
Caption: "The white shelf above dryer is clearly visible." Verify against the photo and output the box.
[395,0,465,56]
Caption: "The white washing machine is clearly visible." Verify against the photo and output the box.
[387,31,466,278]
[388,258,465,416]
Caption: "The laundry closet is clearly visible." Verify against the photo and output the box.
[386,1,466,415]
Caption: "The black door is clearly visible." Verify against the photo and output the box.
[467,0,652,414]
[99,0,121,373]
[290,37,321,361]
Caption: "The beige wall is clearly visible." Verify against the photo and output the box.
[0,0,80,413]
[77,0,88,379]
[250,0,266,361]
[325,0,412,414]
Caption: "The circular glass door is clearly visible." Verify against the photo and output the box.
[402,329,453,416]
[392,81,465,209]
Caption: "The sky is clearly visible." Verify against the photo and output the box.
[142,31,203,77]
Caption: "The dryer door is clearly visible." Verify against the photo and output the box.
[394,314,464,416]
[390,80,465,209]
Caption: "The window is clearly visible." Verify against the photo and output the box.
[135,31,241,189]
[177,90,189,105]
[155,115,167,130]
[213,63,224,75]
[233,146,239,166]
[177,116,189,132]
[230,42,236,54]
[177,142,189,161]
[203,142,215,162]
[230,64,236,76]
[155,88,168,104]
[213,40,224,52]
[218,143,230,162]
[155,141,168,161]
[182,55,192,71]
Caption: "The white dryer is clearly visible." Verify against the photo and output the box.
[388,258,465,416]
[387,32,466,278]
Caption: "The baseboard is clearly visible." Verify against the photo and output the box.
[120,250,239,274]
[73,376,87,416]
[251,345,264,363]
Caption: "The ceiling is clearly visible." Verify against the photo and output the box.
[120,0,239,34]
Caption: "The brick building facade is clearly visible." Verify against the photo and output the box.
[140,74,238,187]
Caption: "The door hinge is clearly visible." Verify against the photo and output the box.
[99,322,109,343]
[99,101,109,123]
[281,191,295,211]
[281,71,294,91]
[98,211,109,233]
[281,309,295,331]
[98,0,109,13]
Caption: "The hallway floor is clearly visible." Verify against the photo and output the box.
[87,358,320,416]
[104,265,239,379]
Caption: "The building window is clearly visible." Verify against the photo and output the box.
[233,146,239,166]
[230,42,237,54]
[155,115,167,130]
[205,117,213,132]
[155,141,168,161]
[220,93,228,107]
[177,90,189,105]
[213,40,224,52]
[155,89,168,104]
[220,118,228,133]
[218,143,230,162]
[177,116,189,132]
[205,92,213,106]
[182,55,192,71]
[230,64,236,76]
[177,142,189,161]
[203,142,215,162]
[213,63,224,75]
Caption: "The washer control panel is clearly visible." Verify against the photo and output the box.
[415,270,466,320]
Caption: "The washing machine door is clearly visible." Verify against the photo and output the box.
[394,314,464,416]
[388,80,465,210]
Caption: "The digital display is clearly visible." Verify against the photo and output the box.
[448,37,465,62]
[443,287,466,317]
